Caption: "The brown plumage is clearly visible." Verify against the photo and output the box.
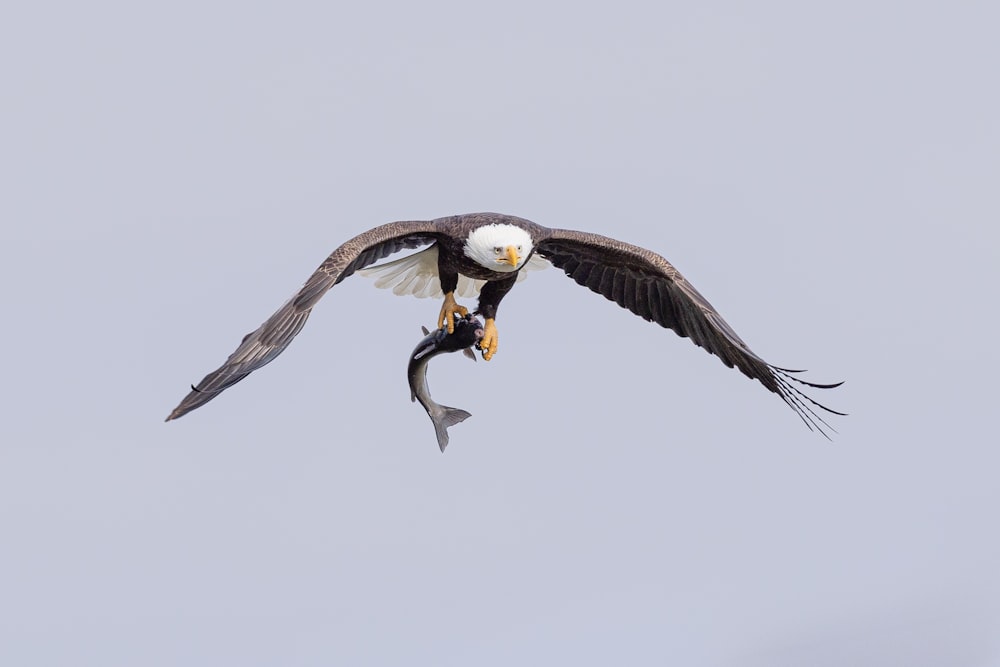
[166,212,843,435]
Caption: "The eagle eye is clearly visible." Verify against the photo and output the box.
[493,246,502,254]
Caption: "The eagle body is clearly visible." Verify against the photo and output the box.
[424,214,543,320]
[167,212,843,436]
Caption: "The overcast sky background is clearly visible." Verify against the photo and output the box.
[2,1,998,665]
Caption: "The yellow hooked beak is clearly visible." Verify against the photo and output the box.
[501,245,520,267]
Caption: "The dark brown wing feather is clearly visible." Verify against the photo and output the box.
[166,221,441,421]
[535,229,844,437]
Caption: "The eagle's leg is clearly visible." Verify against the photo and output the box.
[437,292,468,334]
[478,318,498,361]
[474,275,515,362]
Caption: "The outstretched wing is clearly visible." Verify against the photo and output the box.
[166,221,441,421]
[534,229,844,436]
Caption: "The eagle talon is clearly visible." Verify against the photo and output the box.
[438,292,468,333]
[478,318,498,361]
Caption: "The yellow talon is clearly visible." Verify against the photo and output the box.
[478,318,498,361]
[437,292,468,333]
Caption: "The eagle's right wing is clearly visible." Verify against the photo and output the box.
[166,221,441,421]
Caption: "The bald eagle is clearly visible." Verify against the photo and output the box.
[166,212,843,434]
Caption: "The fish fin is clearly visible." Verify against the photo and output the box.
[434,406,472,452]
[462,348,477,362]
[412,347,436,361]
[421,326,430,335]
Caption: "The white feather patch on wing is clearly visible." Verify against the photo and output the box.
[357,245,549,299]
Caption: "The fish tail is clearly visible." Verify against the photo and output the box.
[434,406,472,452]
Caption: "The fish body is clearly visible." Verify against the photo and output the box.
[408,313,484,451]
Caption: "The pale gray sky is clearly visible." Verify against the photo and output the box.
[2,1,998,665]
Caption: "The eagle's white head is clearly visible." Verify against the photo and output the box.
[464,223,534,273]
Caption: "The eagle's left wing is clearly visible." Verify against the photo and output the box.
[534,229,844,436]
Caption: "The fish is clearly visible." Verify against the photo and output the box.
[408,313,485,452]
